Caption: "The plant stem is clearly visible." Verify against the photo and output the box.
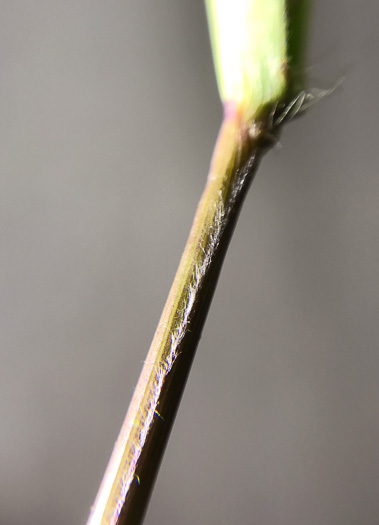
[87,109,272,525]
[87,0,311,520]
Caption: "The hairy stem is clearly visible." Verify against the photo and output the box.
[88,110,272,525]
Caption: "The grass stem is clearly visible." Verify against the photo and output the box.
[88,109,273,525]
[88,1,311,521]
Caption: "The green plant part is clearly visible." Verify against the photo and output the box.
[206,0,288,124]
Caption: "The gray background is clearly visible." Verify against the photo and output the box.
[1,1,379,524]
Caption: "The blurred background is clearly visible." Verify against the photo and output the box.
[1,1,379,524]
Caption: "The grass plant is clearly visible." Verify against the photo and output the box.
[88,2,310,523]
